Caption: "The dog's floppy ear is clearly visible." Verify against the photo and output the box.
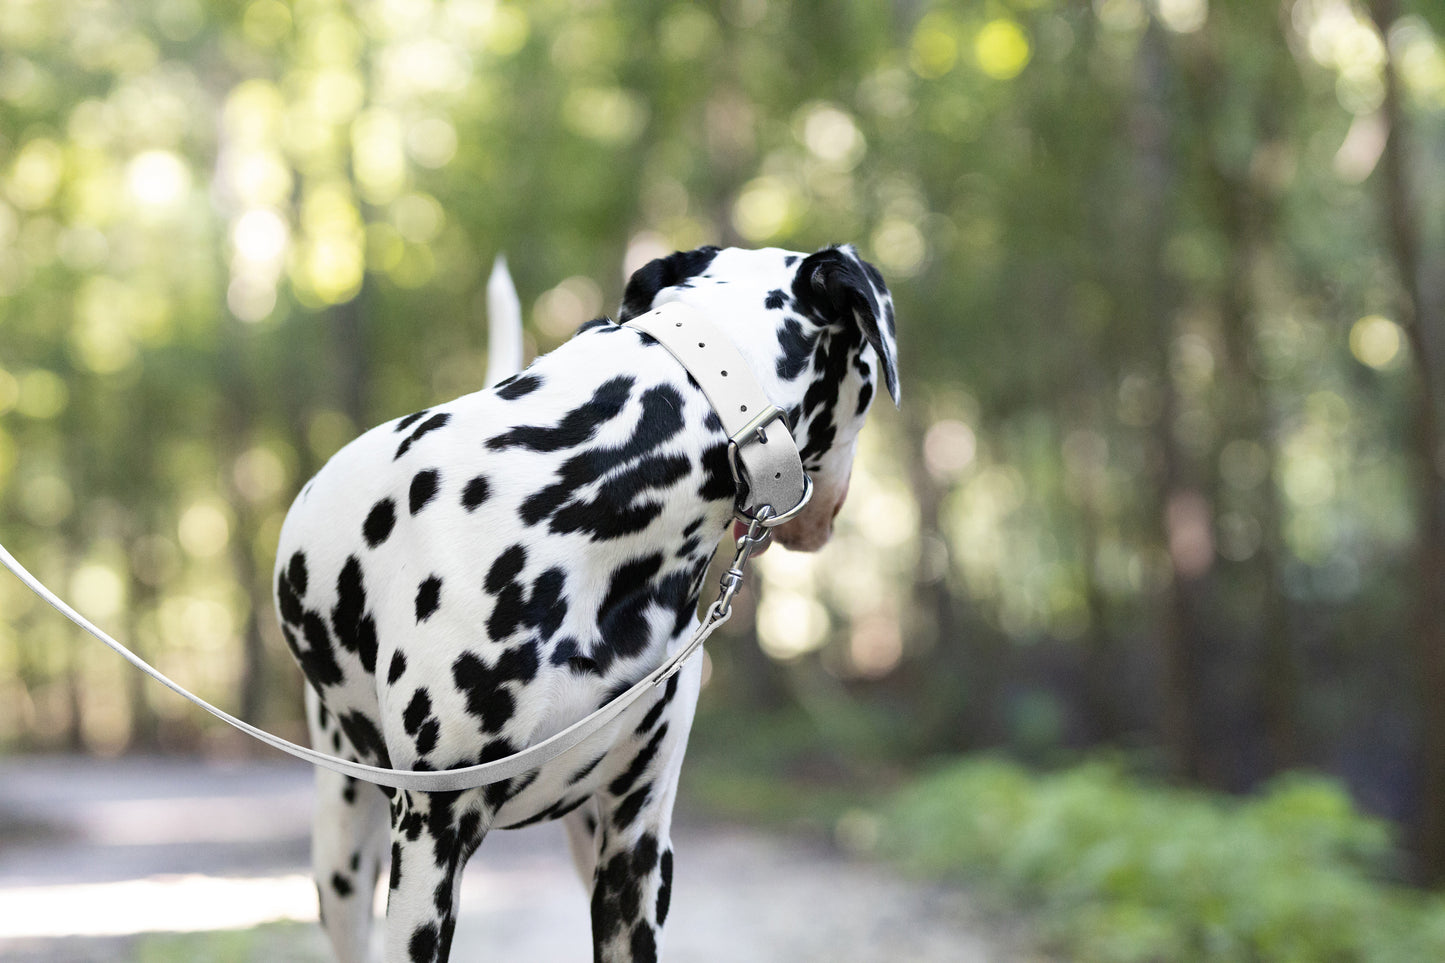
[793,245,900,405]
[619,246,722,321]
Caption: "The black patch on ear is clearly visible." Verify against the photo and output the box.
[792,246,900,404]
[619,247,721,321]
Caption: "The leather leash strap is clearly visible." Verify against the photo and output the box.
[0,302,808,792]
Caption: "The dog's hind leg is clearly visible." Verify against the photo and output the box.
[308,689,390,963]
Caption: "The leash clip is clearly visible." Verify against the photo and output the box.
[712,508,772,621]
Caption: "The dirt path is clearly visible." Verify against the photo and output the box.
[0,756,1035,962]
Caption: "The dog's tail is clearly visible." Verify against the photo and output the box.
[485,253,524,387]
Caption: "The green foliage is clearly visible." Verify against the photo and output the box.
[886,758,1445,962]
[134,922,325,962]
[681,704,884,828]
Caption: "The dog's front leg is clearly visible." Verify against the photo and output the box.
[587,675,696,963]
[384,789,483,963]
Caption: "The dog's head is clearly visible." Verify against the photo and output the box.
[620,244,899,552]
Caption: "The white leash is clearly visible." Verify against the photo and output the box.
[0,302,810,793]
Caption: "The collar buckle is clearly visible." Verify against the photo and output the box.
[727,405,813,526]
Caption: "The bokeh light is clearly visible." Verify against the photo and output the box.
[975,19,1032,80]
[126,151,191,209]
[1350,314,1403,369]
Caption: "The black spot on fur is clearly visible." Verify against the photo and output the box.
[388,651,407,684]
[395,410,429,433]
[495,372,542,400]
[452,648,539,733]
[631,922,659,963]
[484,548,567,641]
[409,469,439,515]
[415,575,442,623]
[542,457,688,540]
[591,850,637,942]
[332,556,378,673]
[575,316,614,335]
[461,474,490,511]
[519,384,689,539]
[414,720,438,756]
[856,380,874,416]
[288,612,344,688]
[395,411,451,460]
[613,782,651,830]
[277,568,304,626]
[570,754,606,784]
[657,849,673,924]
[498,793,589,830]
[765,288,787,310]
[484,767,537,812]
[403,689,431,734]
[610,724,669,797]
[408,922,438,963]
[527,568,567,640]
[596,553,664,667]
[330,871,353,898]
[487,377,633,453]
[338,710,390,768]
[486,545,527,594]
[635,675,678,734]
[698,441,733,502]
[287,551,308,597]
[363,499,396,547]
[775,317,817,380]
[549,636,579,665]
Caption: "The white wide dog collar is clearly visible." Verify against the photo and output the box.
[625,301,812,524]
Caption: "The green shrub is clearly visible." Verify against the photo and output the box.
[886,758,1445,962]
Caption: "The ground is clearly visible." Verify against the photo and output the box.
[0,755,1039,962]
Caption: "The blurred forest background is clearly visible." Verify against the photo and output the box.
[4,0,1445,952]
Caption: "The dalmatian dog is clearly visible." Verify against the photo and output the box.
[272,243,899,963]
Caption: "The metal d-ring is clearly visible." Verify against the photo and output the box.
[734,474,813,528]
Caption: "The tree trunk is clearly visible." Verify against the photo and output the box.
[903,407,991,749]
[1371,0,1445,883]
[1132,21,1210,782]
